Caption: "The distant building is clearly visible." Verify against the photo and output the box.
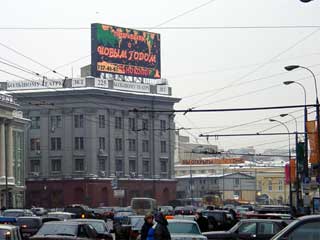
[0,92,29,208]
[176,172,256,202]
[174,133,218,164]
[2,77,180,207]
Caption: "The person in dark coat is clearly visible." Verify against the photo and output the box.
[141,212,154,240]
[154,212,171,240]
[195,212,209,232]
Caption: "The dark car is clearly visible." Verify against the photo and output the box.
[64,205,95,219]
[69,219,113,240]
[202,210,234,231]
[204,219,288,240]
[17,216,43,239]
[271,215,320,240]
[174,206,196,215]
[30,221,102,240]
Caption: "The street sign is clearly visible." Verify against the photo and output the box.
[114,189,125,198]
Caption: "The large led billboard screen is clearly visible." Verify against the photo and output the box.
[91,23,161,79]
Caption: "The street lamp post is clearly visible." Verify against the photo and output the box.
[270,118,293,208]
[285,65,319,183]
[283,80,308,180]
[280,113,300,208]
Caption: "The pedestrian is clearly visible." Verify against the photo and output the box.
[152,212,171,240]
[141,212,154,240]
[195,211,209,232]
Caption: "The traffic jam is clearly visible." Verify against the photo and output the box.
[0,198,318,240]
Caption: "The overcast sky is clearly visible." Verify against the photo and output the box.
[1,0,320,152]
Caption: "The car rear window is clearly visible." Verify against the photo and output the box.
[17,218,41,228]
[37,223,77,236]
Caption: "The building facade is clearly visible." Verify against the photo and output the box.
[0,92,29,208]
[176,172,256,202]
[2,77,180,207]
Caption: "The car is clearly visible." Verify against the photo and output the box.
[202,210,233,231]
[0,224,22,240]
[271,215,320,240]
[3,209,33,218]
[64,204,95,219]
[97,207,115,220]
[167,219,207,240]
[31,208,47,217]
[255,205,291,215]
[69,219,113,240]
[17,216,43,239]
[159,206,174,216]
[204,219,288,240]
[47,212,76,220]
[30,221,101,240]
[174,206,196,215]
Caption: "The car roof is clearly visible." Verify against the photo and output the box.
[0,224,18,230]
[17,216,41,220]
[297,215,320,221]
[70,219,105,223]
[239,219,285,223]
[4,209,26,212]
[44,221,82,225]
[168,219,197,223]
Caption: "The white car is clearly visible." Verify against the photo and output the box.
[168,219,207,240]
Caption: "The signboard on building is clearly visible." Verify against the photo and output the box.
[5,80,63,90]
[157,85,169,95]
[113,80,150,93]
[72,78,86,87]
[94,78,109,88]
[181,158,245,165]
[91,23,161,79]
[114,189,125,198]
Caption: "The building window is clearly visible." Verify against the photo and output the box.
[234,178,240,185]
[160,141,167,153]
[99,115,105,128]
[115,116,122,129]
[142,119,149,131]
[160,159,168,173]
[30,138,40,151]
[160,120,166,132]
[75,137,84,150]
[30,160,40,172]
[75,158,84,171]
[234,190,240,197]
[30,116,40,129]
[50,115,62,129]
[142,140,149,152]
[268,179,273,191]
[51,159,61,172]
[128,139,136,151]
[278,179,283,191]
[99,137,106,150]
[98,158,106,171]
[129,118,136,131]
[50,137,62,151]
[129,159,136,173]
[74,114,84,128]
[116,158,123,172]
[143,159,150,174]
[115,138,123,151]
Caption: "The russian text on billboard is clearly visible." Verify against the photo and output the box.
[91,23,161,79]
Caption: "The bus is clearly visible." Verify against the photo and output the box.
[130,198,157,215]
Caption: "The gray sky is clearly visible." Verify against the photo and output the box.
[1,0,320,152]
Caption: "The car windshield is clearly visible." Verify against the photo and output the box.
[115,211,132,217]
[17,218,41,228]
[37,223,77,236]
[168,222,201,235]
[86,222,105,233]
